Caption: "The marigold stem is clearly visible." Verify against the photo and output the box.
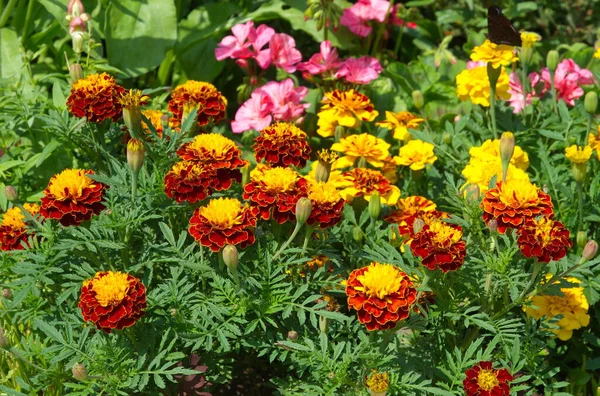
[585,114,593,146]
[131,171,138,202]
[489,86,498,139]
[273,221,304,260]
[577,181,584,233]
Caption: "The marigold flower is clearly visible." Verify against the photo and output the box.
[346,262,417,330]
[40,169,106,226]
[330,133,390,168]
[66,73,125,123]
[142,109,166,138]
[393,139,437,171]
[481,180,554,234]
[334,168,400,205]
[168,80,227,129]
[565,145,592,164]
[0,204,40,251]
[365,370,389,394]
[243,166,307,224]
[463,361,513,396]
[588,132,600,159]
[317,90,378,137]
[524,276,590,341]
[377,111,424,142]
[164,161,218,204]
[410,219,466,273]
[306,181,345,228]
[521,32,541,49]
[456,65,510,107]
[78,271,146,333]
[384,196,437,235]
[595,47,600,60]
[469,138,530,170]
[188,197,258,252]
[307,155,344,185]
[470,40,519,68]
[253,122,311,168]
[517,217,572,263]
[118,89,149,109]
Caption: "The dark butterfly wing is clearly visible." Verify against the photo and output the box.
[487,5,522,46]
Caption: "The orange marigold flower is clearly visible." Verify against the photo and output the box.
[346,262,417,331]
[0,204,40,251]
[463,361,513,396]
[164,161,218,204]
[40,169,107,226]
[330,133,390,168]
[384,196,437,235]
[306,181,345,228]
[78,271,146,333]
[188,197,258,252]
[67,73,125,123]
[253,122,311,168]
[481,179,553,234]
[410,219,466,273]
[316,89,378,137]
[243,166,308,224]
[334,168,400,205]
[142,109,166,138]
[168,80,227,129]
[516,217,572,263]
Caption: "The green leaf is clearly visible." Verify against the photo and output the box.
[105,0,177,77]
[0,28,23,79]
[52,82,67,109]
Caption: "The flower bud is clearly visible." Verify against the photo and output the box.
[585,91,598,115]
[315,161,331,183]
[287,330,299,341]
[319,315,329,333]
[295,198,312,225]
[442,132,452,145]
[499,132,515,182]
[487,219,498,233]
[547,50,559,72]
[4,186,17,202]
[486,63,501,89]
[334,125,345,142]
[71,31,85,54]
[222,244,239,273]
[413,218,425,235]
[580,240,598,264]
[572,163,586,184]
[2,288,11,299]
[68,0,85,16]
[69,63,83,82]
[127,138,145,174]
[576,231,588,248]
[170,308,177,317]
[465,184,480,204]
[353,226,364,242]
[72,363,88,381]
[412,90,424,109]
[368,191,381,220]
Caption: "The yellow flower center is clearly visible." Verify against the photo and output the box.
[1,207,26,228]
[72,73,115,93]
[48,169,95,201]
[428,219,461,245]
[497,179,539,207]
[532,217,554,247]
[197,198,244,228]
[88,271,130,307]
[355,263,404,300]
[118,89,149,108]
[477,369,499,391]
[365,371,389,393]
[180,80,215,95]
[308,182,341,205]
[252,167,299,193]
[317,149,339,164]
[186,133,236,158]
[325,89,370,112]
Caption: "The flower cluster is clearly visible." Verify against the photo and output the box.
[0,204,40,251]
[463,361,513,396]
[470,40,519,68]
[66,73,125,123]
[317,90,378,137]
[252,122,311,168]
[410,218,466,272]
[384,196,437,236]
[167,80,227,129]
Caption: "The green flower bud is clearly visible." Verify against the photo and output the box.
[465,184,480,204]
[581,240,598,264]
[413,218,425,235]
[499,132,515,182]
[486,63,501,90]
[222,244,239,273]
[4,186,17,202]
[572,163,586,183]
[547,50,559,72]
[69,63,83,83]
[442,132,452,145]
[287,330,299,341]
[126,138,145,174]
[585,91,598,115]
[295,198,312,225]
[319,316,328,333]
[368,191,381,220]
[353,225,364,242]
[72,363,88,381]
[412,90,424,109]
[576,231,588,248]
[2,288,11,299]
[487,219,498,233]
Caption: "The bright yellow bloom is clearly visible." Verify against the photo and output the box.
[317,90,378,137]
[118,89,149,109]
[142,109,165,137]
[524,276,590,341]
[470,40,519,68]
[355,263,404,299]
[365,370,390,393]
[249,165,300,194]
[376,111,424,142]
[456,65,510,107]
[393,139,437,171]
[330,133,390,168]
[588,131,600,159]
[565,145,592,164]
[84,271,130,307]
[428,218,462,245]
[184,134,238,158]
[594,47,600,60]
[196,198,247,228]
[1,204,40,229]
[496,179,539,207]
[520,32,541,49]
[48,169,96,201]
[477,369,499,391]
[469,138,529,170]
[307,181,342,205]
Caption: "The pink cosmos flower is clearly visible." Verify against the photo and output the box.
[297,41,342,76]
[231,90,273,133]
[340,0,391,37]
[334,56,383,84]
[215,21,274,69]
[269,33,302,73]
[259,79,310,123]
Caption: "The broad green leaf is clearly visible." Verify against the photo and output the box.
[0,28,23,79]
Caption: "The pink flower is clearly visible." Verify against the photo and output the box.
[215,21,274,69]
[297,41,342,75]
[527,59,595,107]
[334,56,382,84]
[340,0,391,37]
[269,33,302,73]
[259,79,310,123]
[508,72,535,114]
[389,5,417,29]
[231,90,273,133]
[466,60,486,69]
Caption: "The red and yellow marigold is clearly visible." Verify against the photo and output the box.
[168,80,227,129]
[410,219,466,273]
[481,179,553,234]
[384,196,437,235]
[164,161,217,204]
[67,73,125,123]
[0,204,40,251]
[253,122,311,168]
[188,197,258,252]
[516,217,572,263]
[78,271,146,333]
[40,169,107,226]
[305,181,345,228]
[463,361,513,396]
[243,165,307,224]
[334,168,400,205]
[346,262,417,330]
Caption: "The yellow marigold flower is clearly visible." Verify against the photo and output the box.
[470,40,519,68]
[520,32,541,49]
[317,90,378,137]
[365,370,390,394]
[376,111,424,142]
[469,138,529,170]
[330,133,390,168]
[588,131,600,159]
[456,65,510,107]
[523,276,590,341]
[594,47,600,60]
[334,168,400,205]
[565,145,592,164]
[142,109,166,137]
[462,158,529,193]
[382,156,398,184]
[393,139,437,171]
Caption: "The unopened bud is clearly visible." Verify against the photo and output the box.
[487,219,498,233]
[319,316,329,333]
[127,138,145,174]
[572,163,586,184]
[68,0,85,16]
[413,218,425,235]
[72,363,87,381]
[71,31,85,54]
[2,288,11,299]
[580,240,598,264]
[356,156,367,169]
[170,308,177,317]
[69,63,83,82]
[442,132,452,145]
[368,191,381,220]
[315,162,331,183]
[4,186,17,202]
[542,184,549,194]
[222,244,239,273]
[353,226,364,242]
[334,125,345,142]
[486,63,501,89]
[585,91,598,115]
[499,132,515,182]
[576,231,588,248]
[295,197,312,225]
[465,184,480,204]
[412,90,424,109]
[287,330,299,341]
[547,50,559,72]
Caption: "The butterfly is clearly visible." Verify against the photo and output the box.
[487,5,522,46]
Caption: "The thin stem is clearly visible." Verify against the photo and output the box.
[586,114,593,145]
[21,0,35,40]
[131,171,138,202]
[521,64,528,118]
[577,181,584,233]
[489,86,498,139]
[273,221,304,260]
[393,26,404,59]
[302,225,313,251]
[323,25,328,42]
[0,0,17,28]
[550,71,558,114]
[491,261,543,320]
